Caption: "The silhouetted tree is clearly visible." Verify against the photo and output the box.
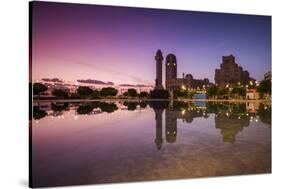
[123,92,128,96]
[33,83,48,99]
[77,86,93,98]
[100,87,118,97]
[52,89,69,99]
[89,90,100,99]
[127,88,137,97]
[69,92,81,99]
[139,91,149,98]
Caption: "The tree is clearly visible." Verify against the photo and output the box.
[150,89,169,99]
[52,89,69,99]
[127,88,137,97]
[218,88,229,99]
[206,86,219,98]
[139,91,149,98]
[33,83,48,99]
[257,80,271,98]
[174,89,188,98]
[89,90,100,99]
[231,87,246,99]
[100,87,118,97]
[77,86,94,98]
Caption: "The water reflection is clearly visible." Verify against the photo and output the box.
[32,100,271,146]
[31,100,271,187]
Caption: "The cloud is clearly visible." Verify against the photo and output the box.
[77,79,114,85]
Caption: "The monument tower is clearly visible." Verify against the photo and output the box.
[155,49,164,89]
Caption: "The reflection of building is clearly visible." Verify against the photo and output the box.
[215,110,250,143]
[215,55,254,87]
[165,107,178,143]
[246,89,260,100]
[246,102,260,113]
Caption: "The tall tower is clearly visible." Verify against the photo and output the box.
[155,49,164,89]
[165,54,177,89]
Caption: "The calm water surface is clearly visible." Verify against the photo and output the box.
[31,100,271,187]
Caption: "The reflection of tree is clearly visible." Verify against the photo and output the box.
[33,106,47,120]
[77,104,94,115]
[258,104,271,126]
[99,102,118,113]
[139,101,148,108]
[76,102,118,114]
[123,101,138,111]
[51,103,69,112]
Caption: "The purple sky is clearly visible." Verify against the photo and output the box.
[31,1,271,85]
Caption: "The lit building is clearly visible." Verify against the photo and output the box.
[215,55,254,87]
[246,89,260,100]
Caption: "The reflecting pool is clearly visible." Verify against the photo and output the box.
[31,100,271,187]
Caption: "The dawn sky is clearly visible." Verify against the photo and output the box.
[32,1,271,85]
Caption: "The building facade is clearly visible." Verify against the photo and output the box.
[215,55,252,87]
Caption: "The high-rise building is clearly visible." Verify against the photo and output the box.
[165,54,177,90]
[215,55,252,87]
[155,49,164,89]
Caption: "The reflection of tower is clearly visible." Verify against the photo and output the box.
[155,49,164,89]
[165,108,178,143]
[154,108,164,150]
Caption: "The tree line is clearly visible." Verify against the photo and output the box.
[33,83,169,99]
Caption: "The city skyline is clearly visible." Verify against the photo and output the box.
[31,2,271,85]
